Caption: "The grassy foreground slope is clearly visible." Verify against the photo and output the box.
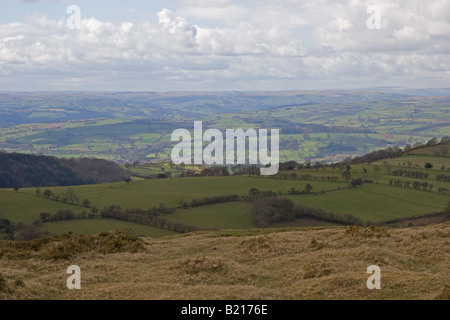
[0,224,448,300]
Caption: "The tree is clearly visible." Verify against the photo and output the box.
[35,188,41,197]
[90,207,99,217]
[39,212,51,222]
[249,188,260,196]
[43,189,53,198]
[305,162,311,170]
[123,177,132,184]
[62,188,79,204]
[305,183,313,193]
[424,162,434,169]
[13,184,19,193]
[426,137,438,146]
[0,218,14,240]
[383,161,392,174]
[373,165,381,174]
[314,161,321,171]
[82,199,91,208]
[341,171,351,182]
[14,224,43,241]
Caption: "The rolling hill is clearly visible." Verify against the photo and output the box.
[0,140,448,239]
[0,152,130,188]
[1,90,449,164]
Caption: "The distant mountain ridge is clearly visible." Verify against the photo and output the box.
[0,90,417,126]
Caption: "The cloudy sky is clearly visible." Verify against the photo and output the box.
[0,0,449,91]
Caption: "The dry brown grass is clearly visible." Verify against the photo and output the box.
[0,223,449,300]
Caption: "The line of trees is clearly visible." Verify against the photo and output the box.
[295,204,364,226]
[273,172,341,182]
[391,169,429,179]
[185,194,241,208]
[287,184,314,195]
[436,174,450,182]
[350,146,403,164]
[249,190,363,227]
[0,217,50,241]
[389,179,434,191]
[39,209,79,222]
[251,197,296,227]
[36,187,91,207]
[0,218,14,240]
[200,167,229,176]
[36,204,193,234]
[100,205,196,233]
[348,178,372,188]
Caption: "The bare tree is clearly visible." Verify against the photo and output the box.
[383,161,392,174]
[62,188,80,204]
[82,199,91,208]
[373,165,381,174]
[43,189,53,198]
[341,171,351,182]
[123,177,132,184]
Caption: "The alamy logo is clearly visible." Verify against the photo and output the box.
[171,121,279,175]
[66,265,81,289]
[366,265,381,289]
[66,5,81,30]
[366,5,381,30]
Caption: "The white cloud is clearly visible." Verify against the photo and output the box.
[0,0,449,91]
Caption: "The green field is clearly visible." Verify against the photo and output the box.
[0,190,84,223]
[287,183,448,223]
[167,202,253,229]
[17,176,344,212]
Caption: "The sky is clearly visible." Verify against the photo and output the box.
[0,0,449,91]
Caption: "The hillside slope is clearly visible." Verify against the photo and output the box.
[0,152,130,188]
[0,224,448,300]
